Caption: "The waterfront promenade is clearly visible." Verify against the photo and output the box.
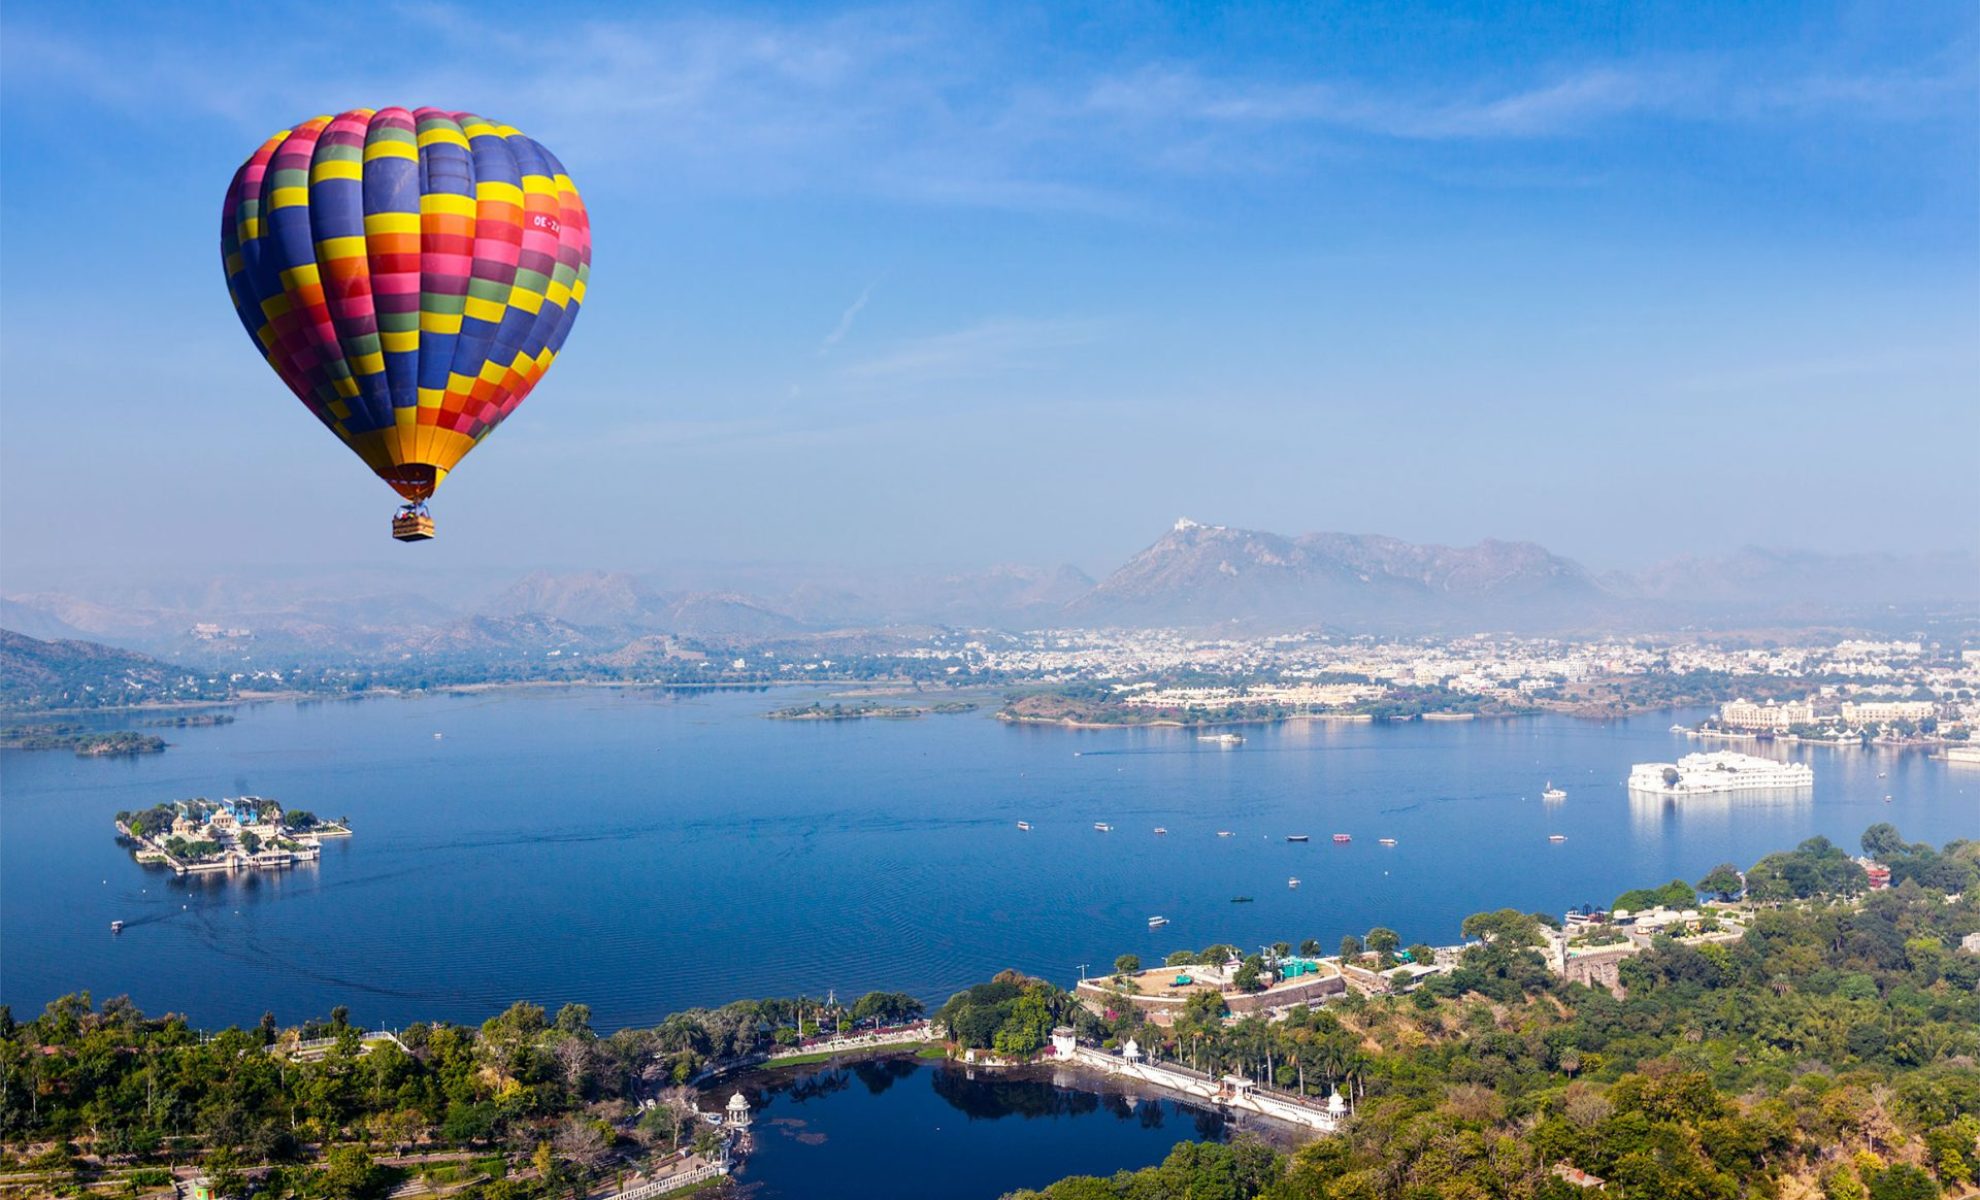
[1051,1031,1345,1135]
[764,1020,937,1062]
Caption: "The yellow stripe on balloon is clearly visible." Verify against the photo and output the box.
[364,212,420,236]
[314,236,368,261]
[363,139,418,162]
[416,126,470,150]
[463,296,507,324]
[419,193,476,218]
[310,159,362,183]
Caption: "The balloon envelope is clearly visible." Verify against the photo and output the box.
[221,108,591,501]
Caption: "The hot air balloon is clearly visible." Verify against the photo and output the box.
[221,108,591,541]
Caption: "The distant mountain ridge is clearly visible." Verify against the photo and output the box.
[1068,519,1611,631]
[1,521,1972,652]
[0,628,224,710]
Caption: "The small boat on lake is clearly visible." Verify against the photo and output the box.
[1198,732,1244,746]
[1542,782,1567,801]
[1016,821,1031,831]
[110,920,124,933]
[1378,837,1397,847]
[1231,896,1254,903]
[1548,834,1567,843]
[1148,915,1169,928]
[1286,834,1310,843]
[1332,833,1352,844]
[1094,822,1114,832]
[1217,830,1234,838]
[1287,877,1301,888]
[1153,827,1168,836]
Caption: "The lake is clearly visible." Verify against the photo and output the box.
[2,687,1973,1030]
[711,1057,1231,1198]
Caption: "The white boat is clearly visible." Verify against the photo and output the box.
[1198,732,1245,745]
[1152,827,1168,835]
[1216,830,1234,838]
[1627,751,1813,795]
[1541,782,1567,801]
[1094,822,1114,833]
[1287,877,1300,888]
[1016,821,1032,831]
[1548,834,1567,843]
[1378,837,1397,847]
[1148,916,1169,928]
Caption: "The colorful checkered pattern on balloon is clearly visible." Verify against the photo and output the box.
[221,107,591,501]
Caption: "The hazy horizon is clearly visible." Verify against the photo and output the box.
[2,2,1976,582]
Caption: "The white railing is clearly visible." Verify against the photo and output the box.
[606,1161,726,1200]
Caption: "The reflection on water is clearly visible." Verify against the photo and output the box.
[1626,786,1816,836]
[716,1058,1228,1200]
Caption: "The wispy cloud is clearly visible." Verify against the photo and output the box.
[842,317,1102,384]
[820,282,877,351]
[2,4,1969,217]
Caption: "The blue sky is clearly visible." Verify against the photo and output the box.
[1,1,1974,579]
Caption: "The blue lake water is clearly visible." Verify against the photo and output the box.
[2,688,1973,1030]
[713,1058,1229,1198]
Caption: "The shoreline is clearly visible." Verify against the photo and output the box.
[996,708,1521,731]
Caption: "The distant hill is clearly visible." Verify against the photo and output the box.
[1613,546,1980,620]
[3,527,1972,649]
[1067,519,1611,631]
[0,598,91,642]
[1058,519,1980,633]
[0,629,229,712]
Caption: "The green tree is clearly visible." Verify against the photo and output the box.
[1234,956,1266,992]
[319,1146,382,1200]
[1862,822,1909,860]
[553,1003,593,1037]
[1113,954,1141,978]
[1364,927,1400,961]
[1459,908,1542,948]
[1338,934,1362,962]
[1698,862,1744,898]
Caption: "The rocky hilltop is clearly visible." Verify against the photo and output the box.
[1068,518,1610,631]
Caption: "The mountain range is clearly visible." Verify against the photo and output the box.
[2,520,1973,658]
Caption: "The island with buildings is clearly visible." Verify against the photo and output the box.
[115,796,349,875]
[1625,749,1815,795]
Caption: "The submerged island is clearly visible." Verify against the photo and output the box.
[115,796,350,875]
[767,701,926,721]
[0,722,166,756]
